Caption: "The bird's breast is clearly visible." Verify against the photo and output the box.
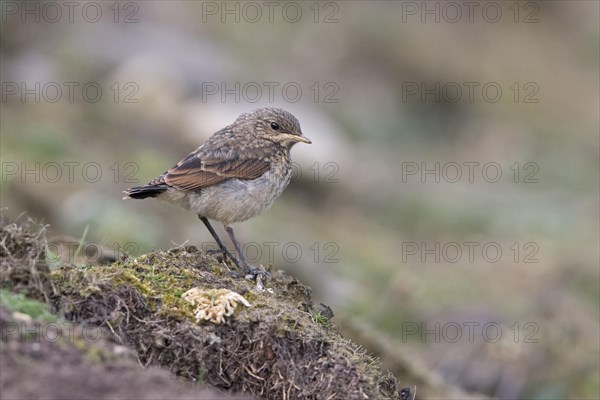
[186,156,293,224]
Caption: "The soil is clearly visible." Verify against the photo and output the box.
[1,214,411,400]
[0,307,249,400]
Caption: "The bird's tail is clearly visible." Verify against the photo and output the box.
[123,184,168,199]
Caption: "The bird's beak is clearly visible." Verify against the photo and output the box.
[294,134,312,144]
[277,132,312,145]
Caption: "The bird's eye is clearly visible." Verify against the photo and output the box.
[270,122,280,131]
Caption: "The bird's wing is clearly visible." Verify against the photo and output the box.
[155,149,270,192]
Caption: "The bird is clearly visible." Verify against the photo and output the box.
[123,108,311,277]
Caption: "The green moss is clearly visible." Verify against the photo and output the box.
[0,289,57,322]
[46,247,405,398]
[50,250,220,320]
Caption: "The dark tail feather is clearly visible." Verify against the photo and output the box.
[123,184,168,199]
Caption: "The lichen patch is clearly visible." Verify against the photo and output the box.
[182,287,251,324]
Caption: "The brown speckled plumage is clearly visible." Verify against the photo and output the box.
[124,108,311,277]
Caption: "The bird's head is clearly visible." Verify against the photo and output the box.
[238,108,311,148]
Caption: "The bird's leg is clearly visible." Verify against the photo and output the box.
[224,224,268,278]
[198,216,240,269]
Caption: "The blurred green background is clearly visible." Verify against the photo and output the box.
[1,1,598,399]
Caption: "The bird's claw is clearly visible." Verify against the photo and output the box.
[243,265,270,280]
[226,264,270,280]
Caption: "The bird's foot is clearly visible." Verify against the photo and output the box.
[243,264,270,280]
[227,263,270,281]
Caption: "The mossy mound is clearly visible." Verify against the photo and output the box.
[1,215,410,399]
[51,248,405,399]
[0,293,248,400]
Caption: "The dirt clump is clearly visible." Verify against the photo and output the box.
[0,302,249,399]
[1,215,410,399]
[0,215,54,303]
[50,247,407,399]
